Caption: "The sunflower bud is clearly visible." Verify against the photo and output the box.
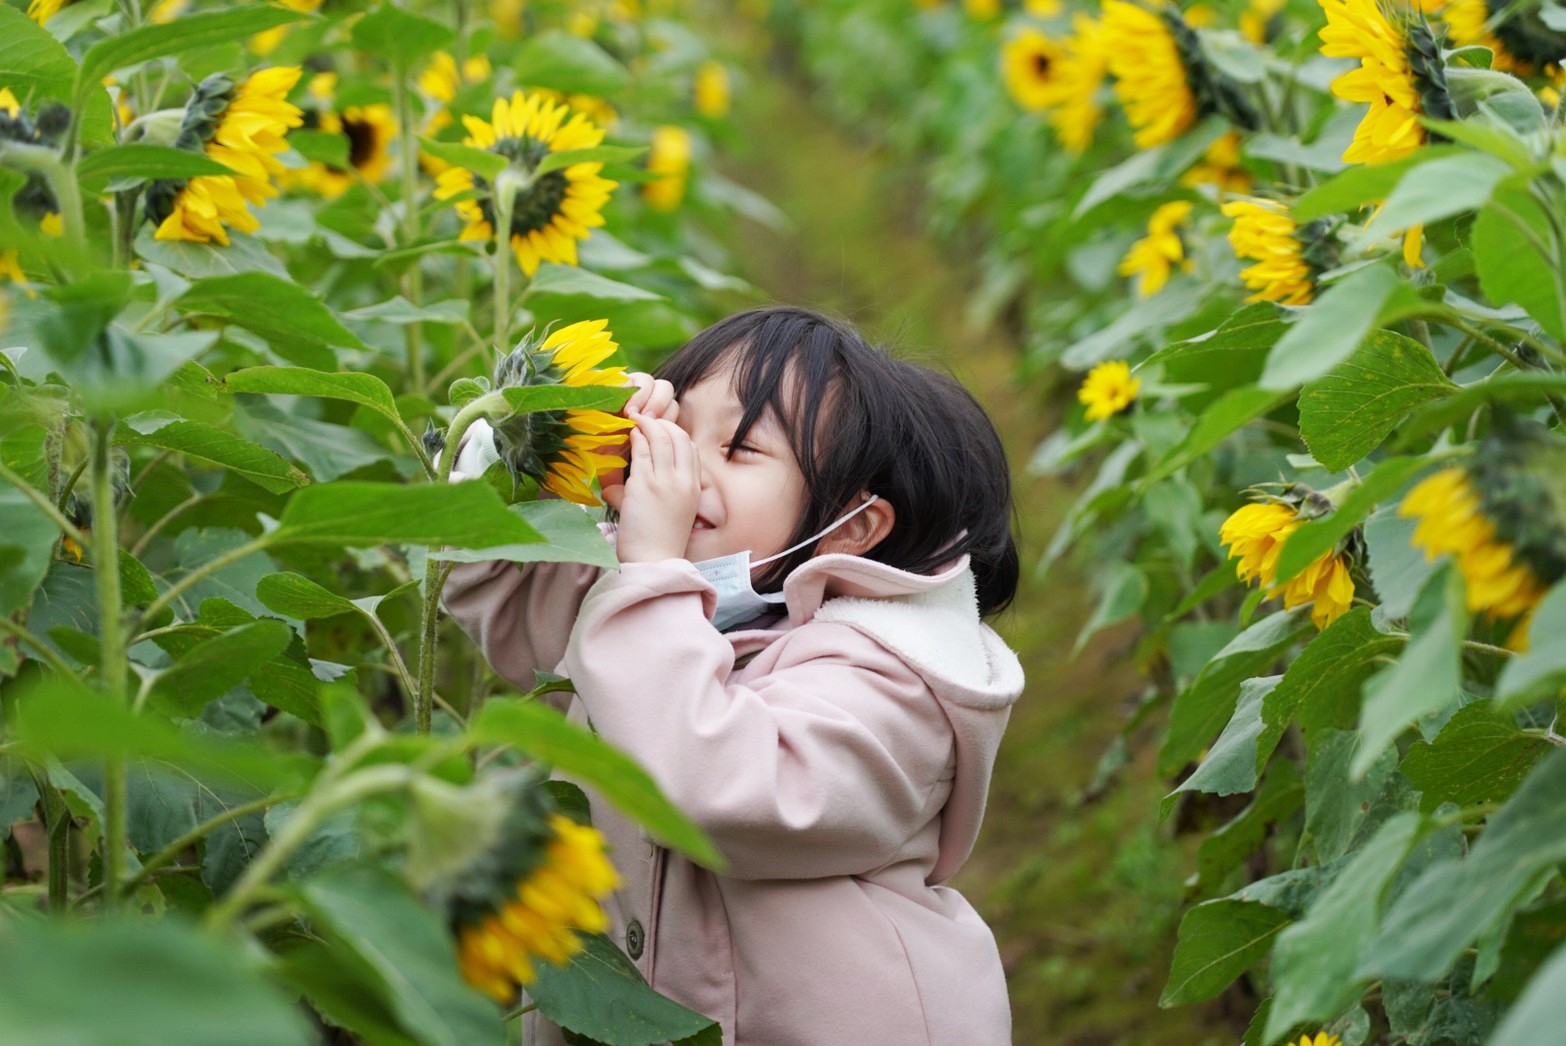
[422,420,446,458]
[1405,19,1456,132]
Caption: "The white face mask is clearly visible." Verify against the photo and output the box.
[693,496,882,632]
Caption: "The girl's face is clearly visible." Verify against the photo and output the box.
[674,371,809,565]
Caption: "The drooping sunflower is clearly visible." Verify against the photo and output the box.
[289,73,397,198]
[1078,360,1142,421]
[1220,497,1356,629]
[1002,28,1068,112]
[1181,131,1252,195]
[1319,0,1454,165]
[487,319,637,506]
[434,91,618,276]
[694,60,731,118]
[146,68,304,245]
[1398,428,1566,650]
[1220,196,1336,305]
[643,124,693,212]
[1118,200,1194,297]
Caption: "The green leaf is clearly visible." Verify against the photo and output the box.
[223,366,404,430]
[1161,899,1292,1006]
[1144,302,1285,392]
[1148,385,1292,481]
[342,296,468,326]
[133,228,290,280]
[467,699,723,868]
[234,401,394,483]
[1401,701,1551,812]
[1294,146,1464,221]
[1274,456,1434,581]
[1496,582,1566,705]
[1490,939,1566,1046]
[300,865,505,1046]
[534,144,649,177]
[1074,561,1148,655]
[148,620,295,717]
[1304,729,1397,863]
[512,30,630,96]
[1474,181,1566,342]
[176,272,367,364]
[1360,748,1566,981]
[1159,608,1312,776]
[125,761,199,854]
[1354,567,1468,777]
[76,143,235,189]
[523,264,665,303]
[256,572,358,620]
[1196,758,1304,890]
[1060,282,1206,370]
[0,6,76,101]
[0,427,58,617]
[270,481,542,548]
[1298,330,1458,471]
[1162,676,1279,819]
[1264,813,1423,1040]
[286,129,349,169]
[1259,265,1404,390]
[529,933,722,1046]
[1395,372,1566,449]
[415,136,507,181]
[1074,118,1226,216]
[168,528,277,618]
[1346,152,1514,253]
[76,5,313,102]
[349,2,454,70]
[433,500,618,568]
[120,415,309,495]
[1364,509,1439,619]
[494,383,634,418]
[0,918,314,1045]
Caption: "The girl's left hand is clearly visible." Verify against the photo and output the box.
[613,412,701,563]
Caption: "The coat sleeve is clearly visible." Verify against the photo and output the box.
[561,559,956,880]
[441,556,604,701]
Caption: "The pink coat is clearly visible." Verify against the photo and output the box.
[442,542,1024,1045]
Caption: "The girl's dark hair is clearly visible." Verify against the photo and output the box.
[654,305,1019,616]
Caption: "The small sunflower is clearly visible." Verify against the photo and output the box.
[146,68,304,245]
[27,0,71,25]
[1220,197,1334,306]
[1078,360,1142,421]
[434,90,618,276]
[1220,498,1356,629]
[643,124,693,212]
[1046,15,1112,152]
[694,60,731,118]
[1181,131,1252,195]
[488,319,637,506]
[1319,0,1454,165]
[1002,28,1067,112]
[290,75,397,198]
[1119,200,1194,297]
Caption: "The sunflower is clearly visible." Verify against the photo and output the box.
[1319,0,1454,165]
[434,91,618,276]
[1078,360,1142,421]
[1220,197,1332,305]
[1119,200,1194,297]
[27,0,70,25]
[419,51,495,105]
[1220,499,1355,629]
[147,68,303,245]
[643,124,693,212]
[1101,1,1200,147]
[1002,28,1067,112]
[488,319,637,506]
[1181,131,1252,195]
[694,60,731,118]
[289,73,398,198]
[1240,0,1286,43]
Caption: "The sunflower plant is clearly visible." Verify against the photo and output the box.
[765,0,1566,1041]
[0,1,753,1042]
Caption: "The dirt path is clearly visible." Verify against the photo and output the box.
[707,44,1232,1046]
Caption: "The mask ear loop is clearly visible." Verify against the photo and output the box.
[751,495,882,568]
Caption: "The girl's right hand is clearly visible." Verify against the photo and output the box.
[601,373,677,511]
[613,412,701,563]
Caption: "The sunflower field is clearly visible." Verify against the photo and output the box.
[0,0,761,1040]
[761,0,1566,1041]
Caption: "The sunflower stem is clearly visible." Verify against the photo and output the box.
[393,72,427,395]
[493,189,515,358]
[89,416,129,911]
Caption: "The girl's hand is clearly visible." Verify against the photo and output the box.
[614,412,700,563]
[601,372,677,511]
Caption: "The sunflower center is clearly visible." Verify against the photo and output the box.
[1032,52,1052,78]
[342,114,378,171]
[473,136,573,238]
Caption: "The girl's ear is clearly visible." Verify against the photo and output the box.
[817,494,895,557]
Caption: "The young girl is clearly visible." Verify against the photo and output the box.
[443,306,1024,1045]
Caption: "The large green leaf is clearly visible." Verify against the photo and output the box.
[512,31,630,96]
[1148,385,1292,482]
[121,414,309,494]
[133,228,290,280]
[1264,813,1423,1040]
[529,933,722,1046]
[256,572,358,620]
[1159,608,1312,775]
[1303,729,1396,863]
[1394,372,1566,449]
[495,383,634,416]
[1161,898,1292,1006]
[1491,940,1566,1046]
[433,500,619,568]
[1346,152,1513,254]
[1196,759,1304,890]
[270,481,542,548]
[1162,676,1277,819]
[147,620,294,717]
[0,918,314,1045]
[1274,456,1434,581]
[523,264,664,303]
[349,2,453,69]
[176,272,367,365]
[1401,700,1552,812]
[1474,181,1566,341]
[1298,330,1457,471]
[76,5,312,99]
[299,865,505,1046]
[223,366,404,431]
[467,699,723,868]
[1259,264,1405,390]
[0,6,75,100]
[1360,748,1566,981]
[76,144,235,188]
[1144,302,1285,392]
[1294,146,1463,220]
[125,761,200,854]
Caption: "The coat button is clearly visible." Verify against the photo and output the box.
[626,918,645,959]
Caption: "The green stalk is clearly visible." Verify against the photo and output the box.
[394,72,426,394]
[492,183,516,357]
[131,535,271,634]
[27,766,71,912]
[90,418,128,911]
